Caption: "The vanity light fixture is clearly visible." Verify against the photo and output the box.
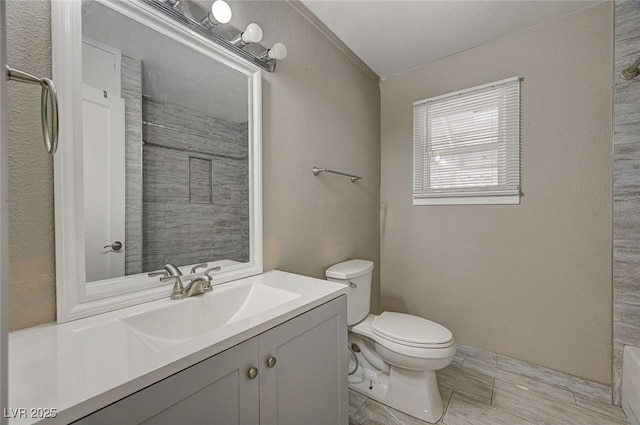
[200,0,232,28]
[231,23,263,47]
[144,0,286,72]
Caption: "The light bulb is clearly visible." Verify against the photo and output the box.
[210,0,232,24]
[268,43,287,60]
[241,23,263,44]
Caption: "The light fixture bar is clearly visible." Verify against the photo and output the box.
[140,0,278,72]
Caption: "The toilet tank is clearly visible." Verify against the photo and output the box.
[325,259,374,326]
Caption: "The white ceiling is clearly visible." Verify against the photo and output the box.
[300,0,599,79]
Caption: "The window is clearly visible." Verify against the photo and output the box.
[412,77,520,205]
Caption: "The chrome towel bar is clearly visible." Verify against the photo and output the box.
[312,166,362,183]
[5,66,59,154]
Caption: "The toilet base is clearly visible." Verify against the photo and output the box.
[348,360,445,423]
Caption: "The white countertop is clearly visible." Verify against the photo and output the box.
[8,271,347,425]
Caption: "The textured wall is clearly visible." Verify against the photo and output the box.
[6,1,380,330]
[6,0,56,330]
[380,3,613,385]
[252,2,381,308]
[613,0,640,405]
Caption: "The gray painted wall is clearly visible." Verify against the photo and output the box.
[5,1,381,330]
[6,0,56,330]
[380,3,613,385]
[613,0,640,405]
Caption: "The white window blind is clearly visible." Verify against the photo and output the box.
[413,77,520,205]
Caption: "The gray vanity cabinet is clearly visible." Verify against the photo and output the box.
[74,296,347,425]
[259,296,348,425]
[74,337,260,425]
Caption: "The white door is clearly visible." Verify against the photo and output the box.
[82,84,125,282]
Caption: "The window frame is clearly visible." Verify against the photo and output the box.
[412,77,520,206]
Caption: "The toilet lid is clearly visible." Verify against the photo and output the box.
[372,312,453,347]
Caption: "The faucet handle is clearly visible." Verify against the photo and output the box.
[204,266,222,278]
[190,263,208,274]
[148,270,169,278]
[161,275,185,297]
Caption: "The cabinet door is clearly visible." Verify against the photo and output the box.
[74,337,259,425]
[259,296,348,425]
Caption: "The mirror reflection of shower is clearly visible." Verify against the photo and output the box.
[81,0,249,283]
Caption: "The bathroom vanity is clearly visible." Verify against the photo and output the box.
[10,1,353,422]
[8,272,348,425]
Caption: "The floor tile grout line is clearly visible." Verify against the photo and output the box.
[454,391,539,425]
[490,377,496,405]
[444,390,454,415]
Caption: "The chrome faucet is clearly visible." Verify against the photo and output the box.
[162,275,211,300]
[160,265,222,300]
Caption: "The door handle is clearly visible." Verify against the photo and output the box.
[103,241,123,251]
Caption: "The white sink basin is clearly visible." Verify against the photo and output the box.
[120,282,300,351]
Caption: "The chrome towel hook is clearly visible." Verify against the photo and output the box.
[5,65,59,154]
[622,57,640,80]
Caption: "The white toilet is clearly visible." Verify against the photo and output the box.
[326,259,455,424]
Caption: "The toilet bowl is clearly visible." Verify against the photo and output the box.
[326,260,455,423]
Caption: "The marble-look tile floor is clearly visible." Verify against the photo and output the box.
[348,353,629,425]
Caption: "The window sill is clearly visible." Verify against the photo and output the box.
[413,195,520,206]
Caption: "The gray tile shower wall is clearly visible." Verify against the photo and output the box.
[613,0,640,406]
[141,96,249,272]
[121,55,144,275]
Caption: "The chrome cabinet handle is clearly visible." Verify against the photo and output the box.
[247,367,258,380]
[103,241,123,251]
[6,66,59,154]
[266,356,277,368]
